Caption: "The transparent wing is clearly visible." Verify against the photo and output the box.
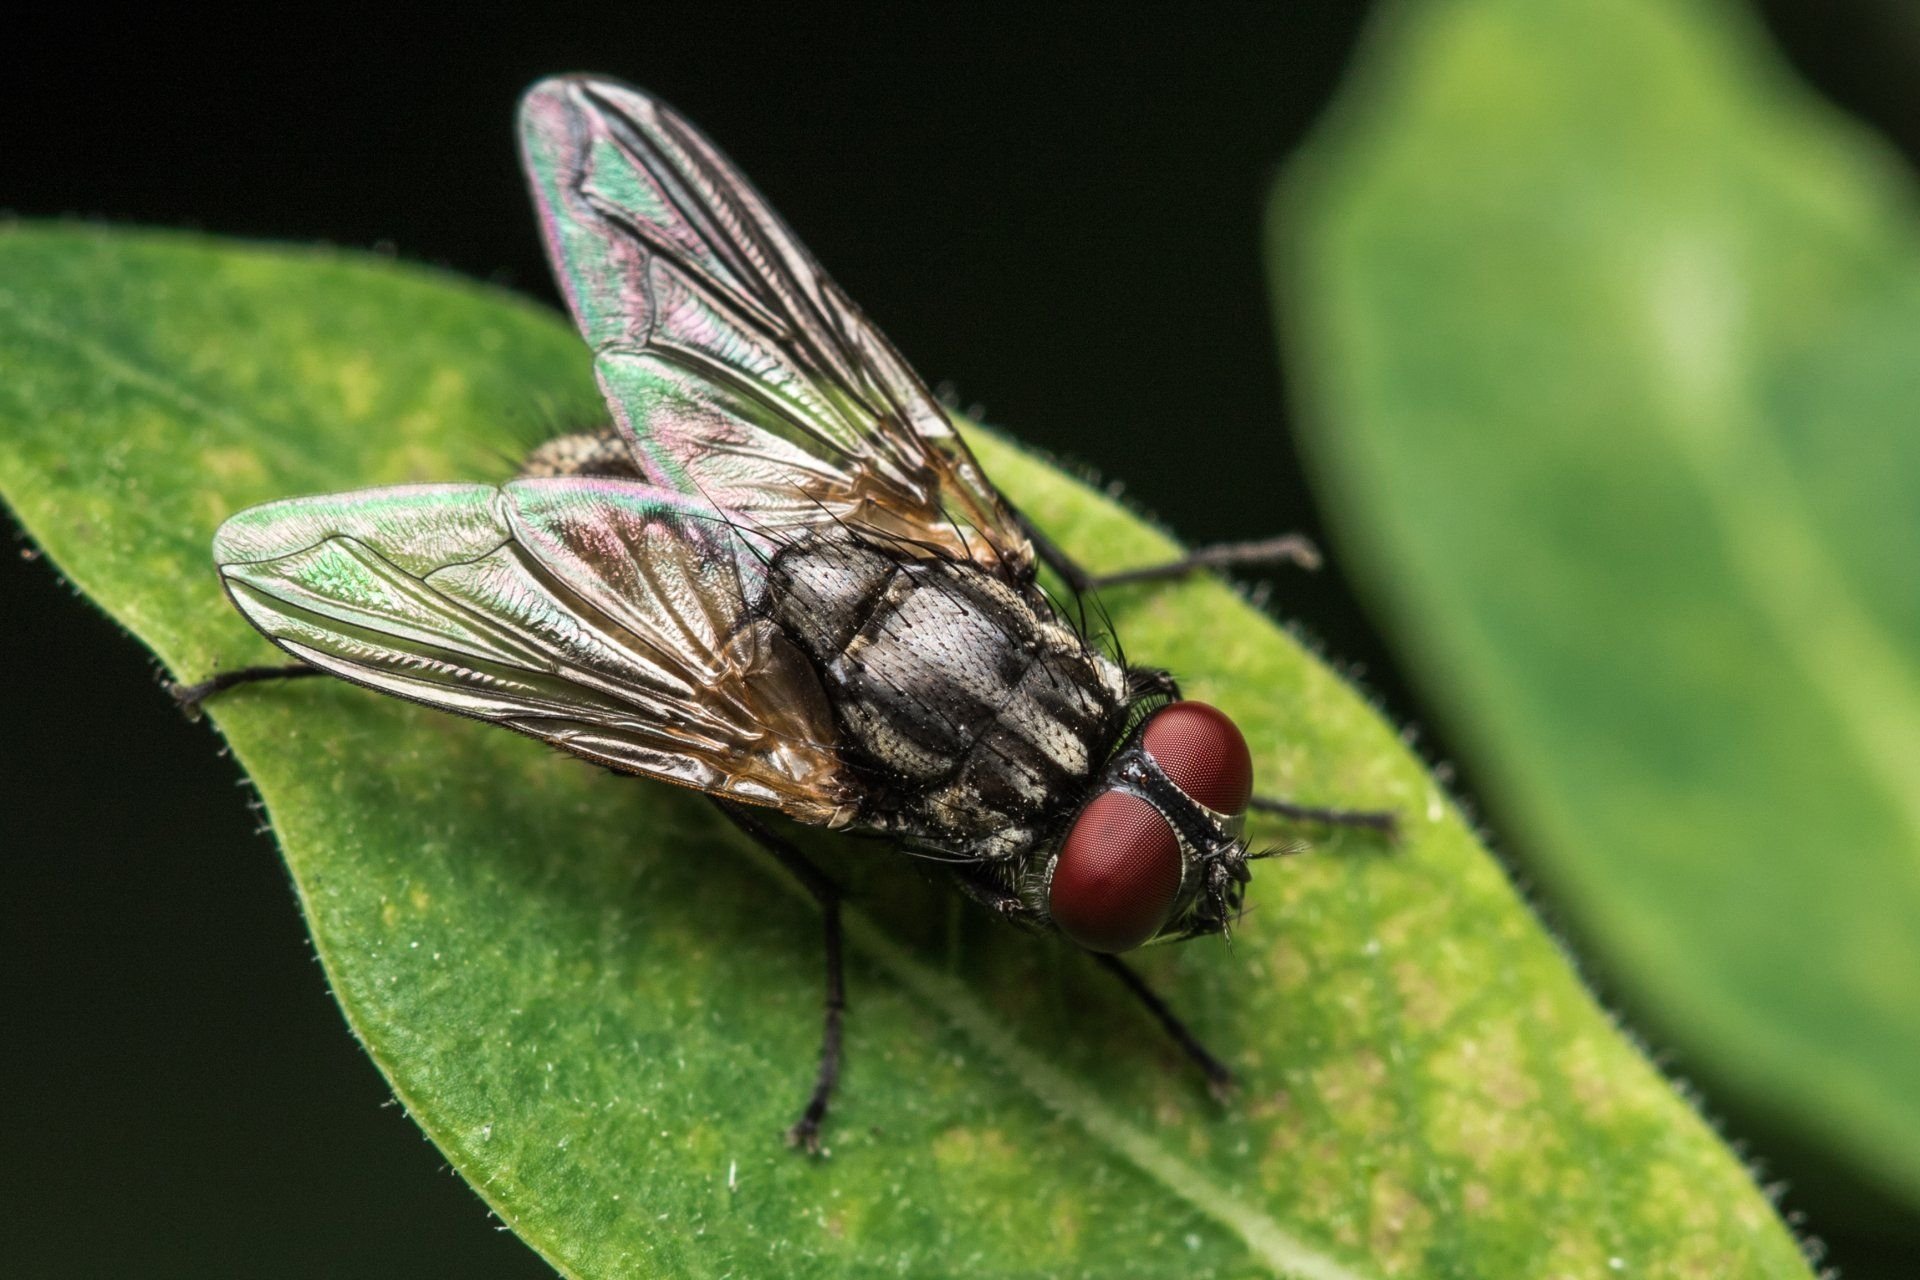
[519,74,1033,578]
[214,478,858,825]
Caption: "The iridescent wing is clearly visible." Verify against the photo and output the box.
[518,74,1034,579]
[214,478,858,825]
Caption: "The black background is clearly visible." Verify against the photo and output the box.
[5,4,1917,1276]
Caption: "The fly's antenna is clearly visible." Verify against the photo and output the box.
[1176,834,1276,944]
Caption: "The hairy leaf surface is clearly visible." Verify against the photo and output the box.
[0,224,1805,1277]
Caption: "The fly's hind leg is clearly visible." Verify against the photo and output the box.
[1012,506,1320,595]
[169,662,324,717]
[714,800,846,1155]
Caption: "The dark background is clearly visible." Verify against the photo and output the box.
[5,4,1917,1275]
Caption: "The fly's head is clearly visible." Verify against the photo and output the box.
[1040,700,1262,953]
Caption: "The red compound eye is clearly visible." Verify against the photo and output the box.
[1141,701,1253,814]
[1049,790,1183,953]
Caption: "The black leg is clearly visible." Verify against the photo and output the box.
[1094,952,1236,1099]
[1013,505,1098,594]
[1011,505,1320,594]
[1249,794,1399,840]
[713,800,846,1155]
[942,866,1037,927]
[169,662,324,716]
[947,874,1232,1092]
[1084,535,1322,591]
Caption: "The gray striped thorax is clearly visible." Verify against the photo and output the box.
[764,532,1130,861]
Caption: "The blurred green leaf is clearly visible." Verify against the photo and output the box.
[1276,0,1920,1211]
[0,224,1807,1277]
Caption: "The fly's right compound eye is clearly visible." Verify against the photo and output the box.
[1048,789,1183,953]
[1139,700,1253,815]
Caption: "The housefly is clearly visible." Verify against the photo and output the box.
[178,76,1395,1152]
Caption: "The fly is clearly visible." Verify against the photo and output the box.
[175,76,1396,1153]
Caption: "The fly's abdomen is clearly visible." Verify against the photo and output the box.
[766,537,1126,854]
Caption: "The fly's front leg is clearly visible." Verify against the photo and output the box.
[951,868,1231,1096]
[168,662,324,717]
[714,800,846,1155]
[1012,506,1320,595]
[1250,794,1399,839]
[1094,952,1235,1100]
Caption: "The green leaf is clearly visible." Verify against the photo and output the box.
[1274,0,1920,1212]
[0,223,1807,1278]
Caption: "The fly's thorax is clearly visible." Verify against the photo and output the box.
[762,533,1130,855]
[762,534,897,659]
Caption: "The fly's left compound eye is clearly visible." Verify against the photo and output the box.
[1140,700,1253,814]
[1048,790,1184,953]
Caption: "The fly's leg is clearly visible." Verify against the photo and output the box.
[948,871,1231,1096]
[1013,507,1320,595]
[714,800,846,1155]
[1094,952,1236,1100]
[945,866,1038,927]
[1014,510,1398,833]
[1250,794,1399,839]
[1011,512,1398,836]
[169,662,323,717]
[1082,535,1322,591]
